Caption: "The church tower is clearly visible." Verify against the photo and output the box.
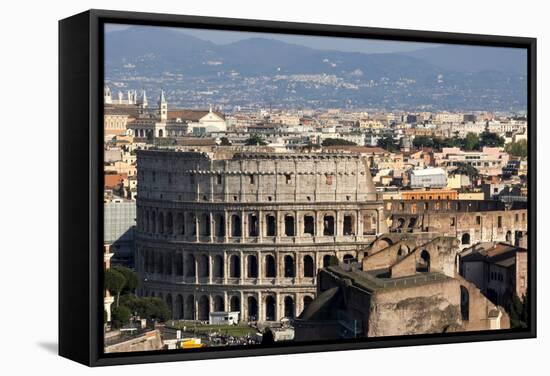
[158,89,167,122]
[104,85,112,104]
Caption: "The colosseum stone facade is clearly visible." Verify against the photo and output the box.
[135,150,387,322]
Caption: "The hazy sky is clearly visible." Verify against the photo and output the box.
[105,23,440,54]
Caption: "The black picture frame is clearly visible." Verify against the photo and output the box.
[59,9,537,367]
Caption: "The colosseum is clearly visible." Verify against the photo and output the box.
[134,149,387,322]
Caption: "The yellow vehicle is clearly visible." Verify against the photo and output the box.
[180,338,204,349]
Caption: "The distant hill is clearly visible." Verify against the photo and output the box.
[402,45,527,74]
[104,27,527,111]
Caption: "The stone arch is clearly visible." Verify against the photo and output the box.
[230,295,240,312]
[397,245,410,258]
[343,213,356,235]
[247,255,258,278]
[214,214,225,237]
[265,254,276,278]
[213,255,224,278]
[284,255,295,277]
[265,213,277,236]
[200,213,211,236]
[198,254,209,278]
[158,212,164,234]
[461,233,471,245]
[417,250,431,272]
[265,295,276,321]
[198,295,209,321]
[184,295,195,320]
[185,254,196,277]
[284,214,295,236]
[229,255,241,278]
[460,286,470,321]
[213,295,224,312]
[506,230,512,244]
[303,255,314,277]
[323,214,335,235]
[343,254,354,263]
[231,214,241,237]
[156,252,164,274]
[175,253,183,276]
[164,252,172,275]
[284,296,295,318]
[247,296,258,321]
[303,212,315,235]
[176,213,185,235]
[175,294,183,319]
[158,129,164,138]
[166,212,173,234]
[151,211,157,233]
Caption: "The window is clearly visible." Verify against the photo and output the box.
[303,215,315,235]
[497,216,503,228]
[266,215,276,236]
[450,217,455,226]
[326,174,333,185]
[216,174,222,184]
[343,215,354,235]
[284,215,295,236]
[476,216,481,225]
[285,174,292,184]
[249,174,255,184]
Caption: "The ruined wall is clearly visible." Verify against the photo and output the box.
[368,278,463,337]
[104,330,163,353]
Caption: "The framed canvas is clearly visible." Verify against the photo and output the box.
[59,9,536,366]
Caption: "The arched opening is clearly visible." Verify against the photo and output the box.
[248,214,258,237]
[201,214,210,236]
[164,253,172,275]
[156,252,164,274]
[230,296,240,313]
[461,233,471,245]
[158,212,164,234]
[247,296,258,321]
[417,250,431,272]
[408,217,417,229]
[303,215,315,235]
[265,296,276,321]
[145,210,150,232]
[363,214,374,235]
[343,254,354,264]
[198,254,209,278]
[184,295,195,320]
[198,295,209,321]
[158,129,164,138]
[284,215,295,236]
[231,215,241,237]
[151,211,157,233]
[265,255,276,278]
[284,255,295,277]
[215,214,225,237]
[166,212,173,234]
[213,255,224,278]
[396,217,406,230]
[265,214,276,236]
[185,254,196,277]
[323,254,335,267]
[303,255,314,277]
[165,294,173,318]
[213,295,224,312]
[175,253,183,276]
[506,231,512,244]
[460,286,470,321]
[303,296,313,313]
[176,213,185,235]
[323,215,335,235]
[397,245,409,258]
[229,255,241,278]
[247,255,258,278]
[343,215,354,235]
[284,296,295,318]
[175,294,183,319]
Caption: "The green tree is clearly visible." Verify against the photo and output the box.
[377,135,398,152]
[124,296,171,323]
[245,134,268,146]
[505,139,528,158]
[111,305,132,329]
[220,137,231,146]
[113,266,139,295]
[321,138,357,147]
[453,162,479,182]
[412,136,434,148]
[464,132,480,151]
[509,293,529,329]
[104,268,126,307]
[479,132,505,148]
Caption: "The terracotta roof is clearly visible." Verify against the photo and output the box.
[168,109,225,121]
[175,137,217,146]
[104,173,128,188]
